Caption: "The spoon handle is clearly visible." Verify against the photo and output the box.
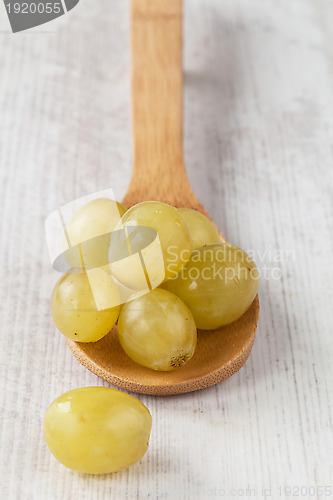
[124,0,191,205]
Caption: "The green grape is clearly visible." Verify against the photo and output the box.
[64,198,126,268]
[164,243,259,330]
[51,268,120,342]
[178,208,221,249]
[117,288,197,371]
[44,387,152,474]
[110,201,192,289]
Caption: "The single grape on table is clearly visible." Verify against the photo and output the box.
[44,387,152,474]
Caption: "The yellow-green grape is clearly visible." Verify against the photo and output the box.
[177,208,221,249]
[51,268,120,342]
[110,201,192,289]
[64,198,126,268]
[117,289,197,371]
[44,387,152,474]
[164,243,259,330]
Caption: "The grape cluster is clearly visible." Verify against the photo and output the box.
[51,199,259,371]
[45,198,259,474]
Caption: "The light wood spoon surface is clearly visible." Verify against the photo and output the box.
[66,0,259,395]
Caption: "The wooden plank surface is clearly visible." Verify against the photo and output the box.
[0,0,332,498]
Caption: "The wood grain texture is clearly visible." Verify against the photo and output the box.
[124,0,215,218]
[0,0,332,499]
[126,0,188,204]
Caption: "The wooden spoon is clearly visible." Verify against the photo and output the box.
[66,0,259,395]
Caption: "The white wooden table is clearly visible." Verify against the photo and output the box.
[0,1,332,498]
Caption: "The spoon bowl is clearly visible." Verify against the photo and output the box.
[66,0,259,395]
